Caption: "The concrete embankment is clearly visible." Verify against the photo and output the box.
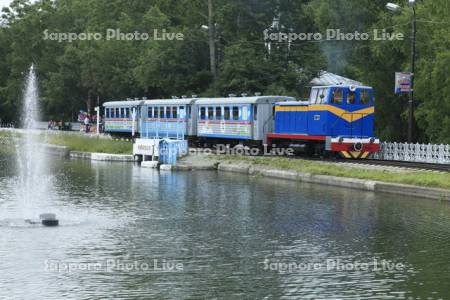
[174,156,450,201]
[70,151,134,161]
[42,144,134,162]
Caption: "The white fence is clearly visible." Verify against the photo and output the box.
[371,142,450,164]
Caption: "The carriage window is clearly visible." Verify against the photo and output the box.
[360,90,371,105]
[242,106,248,121]
[110,109,114,118]
[164,106,169,118]
[224,107,230,120]
[180,106,186,118]
[208,107,214,120]
[172,106,177,119]
[253,105,257,120]
[200,107,206,120]
[331,89,343,104]
[187,106,191,118]
[126,108,130,118]
[215,106,222,120]
[105,108,109,118]
[148,107,153,118]
[115,108,120,117]
[232,106,239,120]
[347,91,356,104]
[159,107,164,119]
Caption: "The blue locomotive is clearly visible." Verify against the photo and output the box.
[102,85,380,158]
[268,85,380,158]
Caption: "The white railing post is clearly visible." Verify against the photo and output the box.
[371,141,450,165]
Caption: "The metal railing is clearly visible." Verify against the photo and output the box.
[371,142,450,164]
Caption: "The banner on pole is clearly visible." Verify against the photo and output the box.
[395,72,412,94]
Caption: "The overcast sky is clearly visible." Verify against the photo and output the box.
[0,0,13,9]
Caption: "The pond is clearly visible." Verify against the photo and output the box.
[1,155,449,299]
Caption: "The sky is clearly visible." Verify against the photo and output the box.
[0,0,13,9]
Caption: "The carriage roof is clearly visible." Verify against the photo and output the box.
[311,85,373,90]
[103,100,144,106]
[143,98,198,105]
[195,96,294,105]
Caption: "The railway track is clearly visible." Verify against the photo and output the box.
[343,159,450,172]
[288,156,450,172]
[193,146,450,172]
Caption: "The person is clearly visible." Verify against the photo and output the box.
[84,115,90,133]
[348,91,356,104]
[99,116,104,133]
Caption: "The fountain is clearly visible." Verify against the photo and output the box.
[16,65,58,227]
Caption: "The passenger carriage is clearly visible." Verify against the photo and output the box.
[267,85,380,158]
[103,100,144,135]
[140,98,198,139]
[194,96,295,147]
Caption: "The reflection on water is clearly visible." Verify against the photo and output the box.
[1,155,450,299]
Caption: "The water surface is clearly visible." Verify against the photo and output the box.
[1,155,449,299]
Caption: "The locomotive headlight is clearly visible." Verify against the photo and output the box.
[369,138,375,143]
[353,142,363,151]
[338,137,344,143]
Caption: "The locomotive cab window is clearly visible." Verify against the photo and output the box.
[360,90,371,105]
[347,91,356,104]
[331,89,343,104]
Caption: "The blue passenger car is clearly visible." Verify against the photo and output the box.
[194,96,294,145]
[103,100,143,134]
[140,99,197,139]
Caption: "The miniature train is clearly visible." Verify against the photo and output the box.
[102,85,380,158]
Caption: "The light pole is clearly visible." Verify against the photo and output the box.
[386,1,416,142]
[201,0,217,94]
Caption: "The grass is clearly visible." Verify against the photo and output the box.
[47,133,133,154]
[217,155,450,190]
[1,129,133,154]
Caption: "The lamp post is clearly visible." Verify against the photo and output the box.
[386,1,416,142]
[201,0,217,94]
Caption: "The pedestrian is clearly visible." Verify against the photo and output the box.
[84,115,90,133]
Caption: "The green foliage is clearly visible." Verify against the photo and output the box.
[48,133,133,154]
[0,0,448,143]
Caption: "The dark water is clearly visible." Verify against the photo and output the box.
[1,155,450,299]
